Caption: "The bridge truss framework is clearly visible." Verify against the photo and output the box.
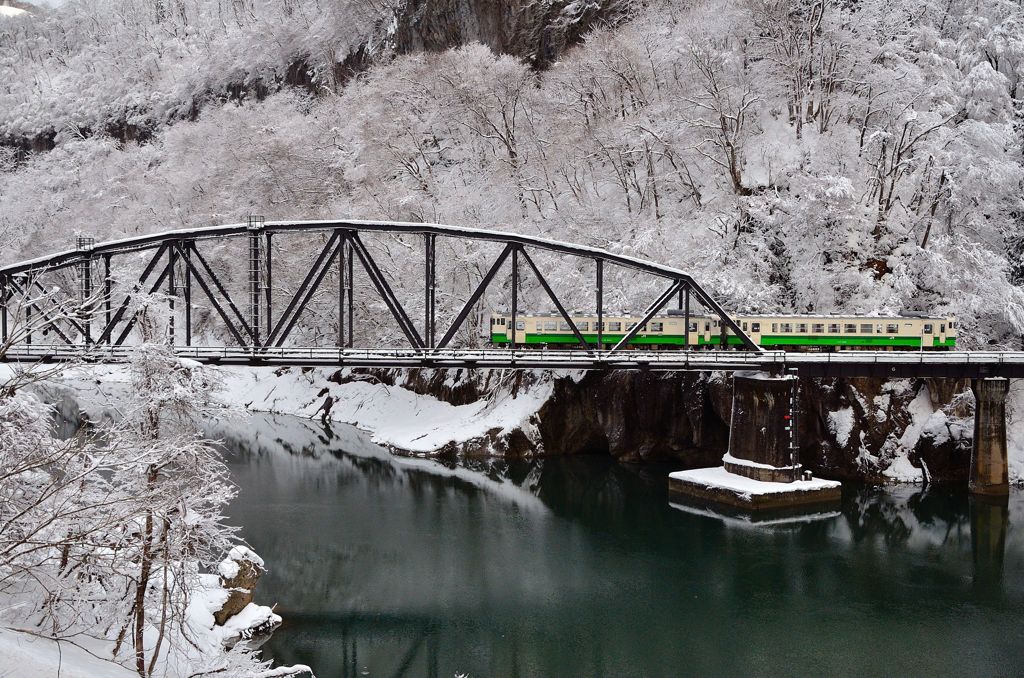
[0,218,761,356]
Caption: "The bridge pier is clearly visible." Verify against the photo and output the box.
[669,372,841,511]
[723,373,801,482]
[970,378,1010,496]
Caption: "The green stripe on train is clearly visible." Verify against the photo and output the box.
[748,335,956,348]
[493,333,957,348]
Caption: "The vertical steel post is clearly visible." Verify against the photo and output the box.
[183,243,192,347]
[347,238,354,348]
[265,231,273,343]
[338,231,346,348]
[167,244,176,343]
[0,276,7,345]
[248,229,261,347]
[424,234,436,348]
[511,246,519,349]
[683,283,691,350]
[24,280,31,348]
[81,257,93,345]
[103,254,112,343]
[596,259,604,350]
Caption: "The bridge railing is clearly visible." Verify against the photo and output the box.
[4,345,1024,369]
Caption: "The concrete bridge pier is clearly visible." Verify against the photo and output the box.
[970,378,1010,496]
[669,372,841,511]
[723,373,801,482]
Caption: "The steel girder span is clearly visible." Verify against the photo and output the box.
[0,219,761,357]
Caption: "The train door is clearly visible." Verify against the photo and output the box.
[744,319,763,347]
[921,321,935,349]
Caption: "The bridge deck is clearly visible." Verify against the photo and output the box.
[3,346,1023,379]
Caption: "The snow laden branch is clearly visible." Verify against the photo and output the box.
[0,295,309,676]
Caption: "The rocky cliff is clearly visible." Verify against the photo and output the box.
[386,0,629,68]
[366,368,991,484]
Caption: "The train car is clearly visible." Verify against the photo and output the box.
[485,311,957,350]
[486,310,717,348]
[724,313,957,350]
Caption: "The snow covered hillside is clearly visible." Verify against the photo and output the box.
[1,0,1023,349]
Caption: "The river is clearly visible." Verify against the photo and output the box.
[215,414,1024,677]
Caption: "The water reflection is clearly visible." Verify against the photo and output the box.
[216,415,1024,677]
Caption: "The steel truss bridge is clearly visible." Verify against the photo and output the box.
[0,218,1020,379]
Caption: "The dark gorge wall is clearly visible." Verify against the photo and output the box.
[370,368,978,484]
[389,0,630,68]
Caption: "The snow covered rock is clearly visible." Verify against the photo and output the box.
[214,546,269,626]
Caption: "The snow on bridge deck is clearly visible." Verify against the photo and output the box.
[3,346,1024,378]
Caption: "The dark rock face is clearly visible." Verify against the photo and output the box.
[535,370,730,465]
[376,367,979,484]
[389,0,630,68]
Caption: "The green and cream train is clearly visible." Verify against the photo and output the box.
[485,311,957,350]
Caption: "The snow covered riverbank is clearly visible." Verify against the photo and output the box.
[13,363,1024,484]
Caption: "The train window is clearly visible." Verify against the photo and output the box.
[829,323,840,333]
[650,322,663,332]
[860,324,873,334]
[689,322,698,332]
[812,323,824,333]
[535,322,543,331]
[626,322,637,330]
[886,323,898,334]
[844,324,857,334]
[780,323,792,333]
[742,322,748,331]
[950,321,956,329]
[771,323,778,332]
[609,321,622,331]
[751,322,761,332]
[704,322,710,332]
[490,317,496,326]
[923,324,933,333]
[544,321,557,331]
[940,323,946,332]
[515,321,524,330]
[797,323,808,333]
[579,321,589,331]
[498,318,505,326]
[559,321,570,331]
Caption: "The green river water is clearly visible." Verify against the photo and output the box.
[218,414,1024,677]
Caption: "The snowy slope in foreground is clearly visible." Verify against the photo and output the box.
[0,629,134,678]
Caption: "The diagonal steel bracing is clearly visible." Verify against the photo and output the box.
[435,243,515,350]
[348,233,425,350]
[93,242,169,345]
[519,247,588,348]
[189,243,255,344]
[174,242,249,348]
[7,277,76,345]
[268,231,344,348]
[609,280,682,353]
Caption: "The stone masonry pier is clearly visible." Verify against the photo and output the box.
[970,378,1010,496]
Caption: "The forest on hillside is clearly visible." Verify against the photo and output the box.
[1,0,1023,348]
